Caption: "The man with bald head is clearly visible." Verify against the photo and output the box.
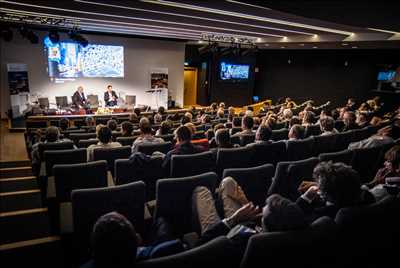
[72,85,87,108]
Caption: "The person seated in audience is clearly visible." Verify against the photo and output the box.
[346,98,356,111]
[217,108,225,119]
[230,117,242,136]
[356,112,370,128]
[254,124,272,144]
[365,145,400,200]
[265,116,277,130]
[219,102,226,110]
[106,119,118,132]
[129,113,139,124]
[209,123,226,148]
[232,116,254,136]
[338,107,349,121]
[121,121,134,137]
[134,107,141,118]
[162,125,205,173]
[342,111,360,132]
[156,120,172,136]
[214,129,234,149]
[87,126,122,161]
[210,102,218,115]
[331,109,340,121]
[358,102,372,113]
[366,96,382,112]
[282,108,293,124]
[260,101,272,113]
[289,116,302,129]
[348,121,400,149]
[181,115,191,125]
[195,110,205,122]
[288,124,305,140]
[285,97,297,108]
[320,116,339,136]
[201,114,211,125]
[132,117,164,152]
[316,109,328,124]
[228,106,236,120]
[245,106,254,117]
[84,117,96,133]
[184,112,193,122]
[302,111,315,127]
[158,106,166,116]
[59,117,70,131]
[185,122,209,150]
[153,113,163,125]
[31,126,74,175]
[370,116,383,126]
[298,161,374,222]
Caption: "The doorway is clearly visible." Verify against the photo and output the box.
[184,67,198,107]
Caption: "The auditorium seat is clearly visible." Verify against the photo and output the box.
[334,120,345,132]
[155,134,175,143]
[154,172,218,236]
[137,142,173,155]
[313,133,337,155]
[241,216,338,268]
[193,131,206,140]
[304,125,321,138]
[216,147,254,179]
[114,156,164,201]
[271,128,289,141]
[53,160,108,234]
[170,151,216,178]
[93,146,131,177]
[248,141,287,167]
[60,129,86,139]
[71,181,146,262]
[268,157,320,201]
[223,163,274,207]
[318,149,354,165]
[69,133,97,145]
[350,127,370,143]
[116,136,137,146]
[335,131,353,151]
[272,122,287,130]
[77,139,99,148]
[286,137,315,161]
[230,127,242,136]
[350,146,386,183]
[137,236,240,268]
[239,134,256,146]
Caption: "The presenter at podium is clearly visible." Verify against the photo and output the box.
[104,84,118,107]
[72,86,87,108]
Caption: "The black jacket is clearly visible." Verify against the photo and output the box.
[72,91,86,107]
[104,90,118,105]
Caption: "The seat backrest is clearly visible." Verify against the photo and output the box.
[304,125,321,138]
[137,236,240,268]
[313,134,337,155]
[54,160,108,203]
[350,127,371,143]
[77,139,99,148]
[154,172,218,236]
[71,181,146,261]
[171,151,216,178]
[216,146,254,178]
[271,128,289,141]
[239,134,256,146]
[38,141,75,159]
[249,141,287,167]
[193,131,206,140]
[318,149,354,165]
[223,163,274,207]
[155,134,175,143]
[335,131,353,151]
[334,120,345,132]
[286,137,315,161]
[116,136,137,146]
[115,156,164,201]
[69,133,97,145]
[93,146,131,175]
[137,142,172,155]
[230,127,242,136]
[241,216,337,268]
[350,146,385,183]
[44,148,87,176]
[268,157,319,201]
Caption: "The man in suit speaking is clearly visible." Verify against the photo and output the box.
[104,85,118,107]
[72,86,87,109]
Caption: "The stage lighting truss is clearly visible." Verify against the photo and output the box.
[201,33,256,45]
[0,12,77,29]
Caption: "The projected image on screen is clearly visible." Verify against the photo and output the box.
[220,62,250,80]
[44,37,124,78]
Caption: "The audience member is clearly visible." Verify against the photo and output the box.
[342,111,359,131]
[121,122,134,137]
[107,119,118,131]
[59,118,70,131]
[156,120,172,136]
[348,122,400,149]
[87,126,122,161]
[215,129,234,149]
[233,116,254,136]
[320,116,338,135]
[129,113,139,124]
[134,108,141,118]
[254,124,272,143]
[288,124,305,140]
[356,112,370,128]
[132,118,164,152]
[302,111,315,127]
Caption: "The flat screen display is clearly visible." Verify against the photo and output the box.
[220,62,250,80]
[44,36,124,78]
[377,71,395,81]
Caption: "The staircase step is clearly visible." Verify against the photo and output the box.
[0,208,51,245]
[0,167,33,178]
[0,190,42,212]
[0,176,38,192]
[0,160,31,169]
[0,236,64,268]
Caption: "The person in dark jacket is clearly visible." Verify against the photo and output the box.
[104,85,118,106]
[72,86,87,108]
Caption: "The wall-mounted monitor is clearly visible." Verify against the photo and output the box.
[219,62,250,81]
[44,36,124,78]
[377,71,396,81]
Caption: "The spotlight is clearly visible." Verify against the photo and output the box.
[48,29,60,43]
[1,27,13,42]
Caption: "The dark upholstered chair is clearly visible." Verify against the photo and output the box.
[69,133,97,145]
[60,129,86,139]
[114,156,164,201]
[38,141,75,161]
[335,131,353,151]
[313,134,337,155]
[170,151,216,178]
[155,134,175,143]
[268,157,320,201]
[137,236,240,268]
[230,127,242,136]
[93,146,131,177]
[239,134,256,146]
[334,120,345,132]
[241,217,338,268]
[304,125,321,138]
[137,142,173,155]
[154,172,218,236]
[270,128,289,141]
[72,181,146,261]
[192,131,206,140]
[350,127,371,143]
[223,163,274,207]
[350,146,385,183]
[53,160,108,234]
[216,147,254,179]
[335,196,400,267]
[318,149,354,165]
[248,141,287,167]
[286,137,314,161]
[77,139,99,148]
[116,136,137,146]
